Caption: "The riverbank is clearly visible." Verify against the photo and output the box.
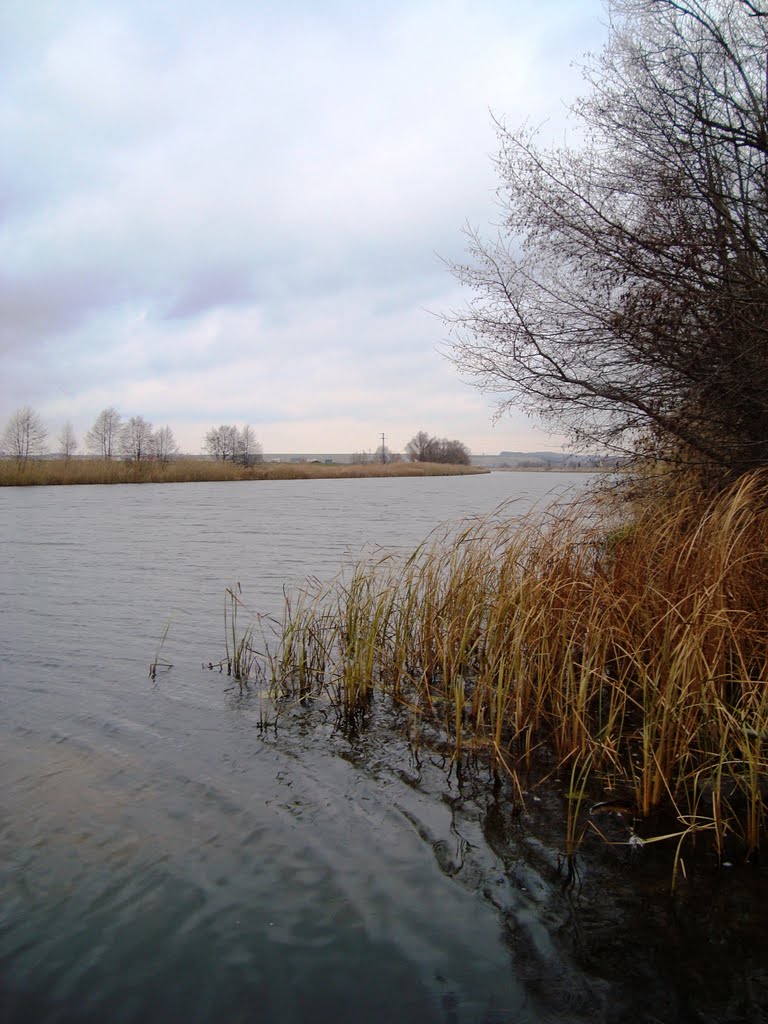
[228,470,768,873]
[0,458,487,486]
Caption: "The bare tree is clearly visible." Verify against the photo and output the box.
[221,426,239,462]
[120,416,154,462]
[204,424,262,464]
[58,421,78,461]
[405,431,471,464]
[203,425,225,461]
[152,425,179,464]
[204,425,238,461]
[237,424,263,465]
[447,0,768,482]
[1,407,47,466]
[405,431,440,462]
[85,407,122,459]
[439,439,471,465]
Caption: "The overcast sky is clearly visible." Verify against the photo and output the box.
[1,0,606,455]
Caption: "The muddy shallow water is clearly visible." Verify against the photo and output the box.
[1,474,767,1023]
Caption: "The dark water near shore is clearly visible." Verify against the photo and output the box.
[1,473,767,1023]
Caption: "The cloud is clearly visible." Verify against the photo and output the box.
[0,0,606,452]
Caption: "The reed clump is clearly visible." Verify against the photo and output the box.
[0,458,486,486]
[236,471,768,860]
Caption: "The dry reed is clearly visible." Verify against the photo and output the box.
[0,458,486,486]
[230,471,768,863]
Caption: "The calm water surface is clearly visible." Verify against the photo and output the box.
[2,473,766,1023]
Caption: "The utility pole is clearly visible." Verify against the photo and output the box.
[380,432,387,464]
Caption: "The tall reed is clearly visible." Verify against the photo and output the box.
[0,457,486,486]
[226,472,768,859]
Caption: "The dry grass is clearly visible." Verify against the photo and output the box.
[0,457,486,486]
[229,471,768,864]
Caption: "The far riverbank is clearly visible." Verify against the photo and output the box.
[0,457,488,487]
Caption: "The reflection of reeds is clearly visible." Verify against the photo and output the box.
[223,472,768,862]
[0,457,486,486]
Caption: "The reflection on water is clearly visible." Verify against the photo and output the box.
[0,727,529,1024]
[1,474,766,1023]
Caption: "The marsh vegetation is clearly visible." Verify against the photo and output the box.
[0,457,485,486]
[221,471,768,870]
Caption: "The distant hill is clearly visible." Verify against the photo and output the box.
[471,451,621,470]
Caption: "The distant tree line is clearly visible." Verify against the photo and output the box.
[0,405,181,466]
[84,408,179,463]
[348,433,472,465]
[2,407,468,470]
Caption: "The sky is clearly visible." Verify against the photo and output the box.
[1,0,607,455]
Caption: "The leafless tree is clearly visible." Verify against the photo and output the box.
[204,424,262,464]
[58,422,78,461]
[203,425,225,461]
[447,0,768,482]
[1,406,47,466]
[405,431,471,464]
[237,424,263,465]
[405,431,440,462]
[152,425,179,464]
[439,439,472,465]
[203,425,237,461]
[85,407,122,459]
[119,416,154,462]
[219,425,238,462]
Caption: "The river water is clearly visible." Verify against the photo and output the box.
[1,473,767,1023]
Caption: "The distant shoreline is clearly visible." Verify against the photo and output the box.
[0,458,489,487]
[487,465,609,473]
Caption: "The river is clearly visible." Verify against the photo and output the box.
[1,472,766,1023]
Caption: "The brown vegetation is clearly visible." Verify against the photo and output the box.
[0,457,487,486]
[228,471,768,867]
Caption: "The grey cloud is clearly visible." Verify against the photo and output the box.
[0,271,120,352]
[0,0,605,451]
[160,266,258,319]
